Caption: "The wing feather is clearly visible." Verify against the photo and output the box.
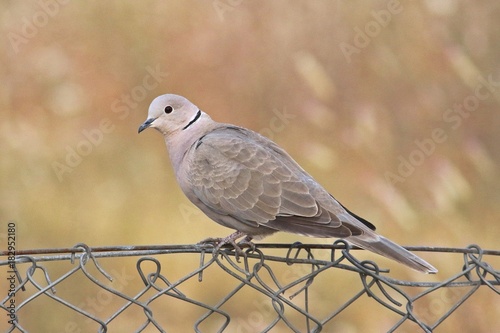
[187,126,354,237]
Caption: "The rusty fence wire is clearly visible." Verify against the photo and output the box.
[1,241,499,332]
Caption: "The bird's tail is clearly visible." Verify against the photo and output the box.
[347,236,437,274]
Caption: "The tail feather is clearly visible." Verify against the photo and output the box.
[347,236,437,274]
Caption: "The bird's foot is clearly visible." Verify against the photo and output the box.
[237,236,256,251]
[198,232,254,261]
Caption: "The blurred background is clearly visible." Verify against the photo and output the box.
[1,0,499,332]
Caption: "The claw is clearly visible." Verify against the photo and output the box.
[198,232,254,262]
[238,236,256,251]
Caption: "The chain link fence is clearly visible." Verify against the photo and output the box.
[1,241,499,332]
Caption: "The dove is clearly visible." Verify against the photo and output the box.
[138,94,437,273]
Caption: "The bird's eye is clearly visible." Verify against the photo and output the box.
[164,106,173,114]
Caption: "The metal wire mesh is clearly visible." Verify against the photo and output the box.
[1,241,499,332]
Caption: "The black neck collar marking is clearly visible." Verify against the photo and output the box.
[182,110,201,130]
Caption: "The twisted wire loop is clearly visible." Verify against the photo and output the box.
[1,243,499,332]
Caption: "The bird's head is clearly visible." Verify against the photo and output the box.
[138,94,206,136]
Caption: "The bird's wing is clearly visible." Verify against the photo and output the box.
[187,126,358,238]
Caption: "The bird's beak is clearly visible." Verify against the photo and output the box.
[138,118,156,133]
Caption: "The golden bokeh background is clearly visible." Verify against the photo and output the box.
[1,1,499,332]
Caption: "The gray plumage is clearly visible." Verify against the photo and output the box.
[138,94,437,273]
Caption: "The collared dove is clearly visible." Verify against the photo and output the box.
[138,94,437,273]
